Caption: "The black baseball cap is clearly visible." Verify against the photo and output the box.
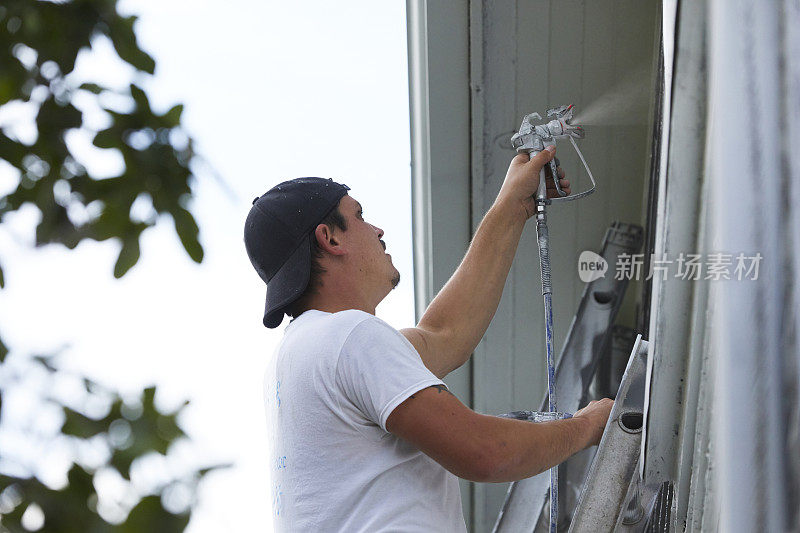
[244,177,350,328]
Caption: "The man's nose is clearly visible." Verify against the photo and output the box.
[372,224,384,238]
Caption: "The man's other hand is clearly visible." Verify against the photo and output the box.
[387,386,615,483]
[573,398,614,446]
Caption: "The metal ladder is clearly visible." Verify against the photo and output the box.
[569,334,674,533]
[493,221,643,532]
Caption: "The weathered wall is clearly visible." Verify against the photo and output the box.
[408,1,661,529]
[469,2,660,529]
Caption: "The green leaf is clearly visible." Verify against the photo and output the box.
[0,133,28,170]
[0,335,7,363]
[113,236,141,278]
[129,84,150,113]
[79,82,105,94]
[37,98,83,134]
[33,354,58,372]
[163,104,183,127]
[93,129,118,149]
[65,464,94,500]
[142,386,157,408]
[61,407,106,439]
[109,448,137,480]
[0,54,29,106]
[0,261,4,288]
[109,16,156,74]
[172,208,203,263]
[30,1,94,74]
[122,496,189,532]
[197,463,232,478]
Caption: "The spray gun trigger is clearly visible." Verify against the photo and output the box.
[549,159,567,197]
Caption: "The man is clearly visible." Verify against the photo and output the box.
[245,147,614,532]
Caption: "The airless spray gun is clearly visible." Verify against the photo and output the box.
[510,104,596,532]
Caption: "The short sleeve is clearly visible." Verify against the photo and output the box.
[336,316,445,431]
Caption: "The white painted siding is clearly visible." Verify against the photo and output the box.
[409,1,660,530]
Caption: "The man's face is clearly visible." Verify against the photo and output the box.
[337,195,400,294]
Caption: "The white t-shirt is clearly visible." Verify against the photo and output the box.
[264,309,466,532]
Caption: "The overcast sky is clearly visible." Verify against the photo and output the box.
[0,1,413,530]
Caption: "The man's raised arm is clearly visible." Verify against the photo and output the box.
[402,148,569,378]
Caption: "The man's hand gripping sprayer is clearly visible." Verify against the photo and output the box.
[511,104,596,202]
[510,104,596,532]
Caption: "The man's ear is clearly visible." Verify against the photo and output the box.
[314,224,346,256]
